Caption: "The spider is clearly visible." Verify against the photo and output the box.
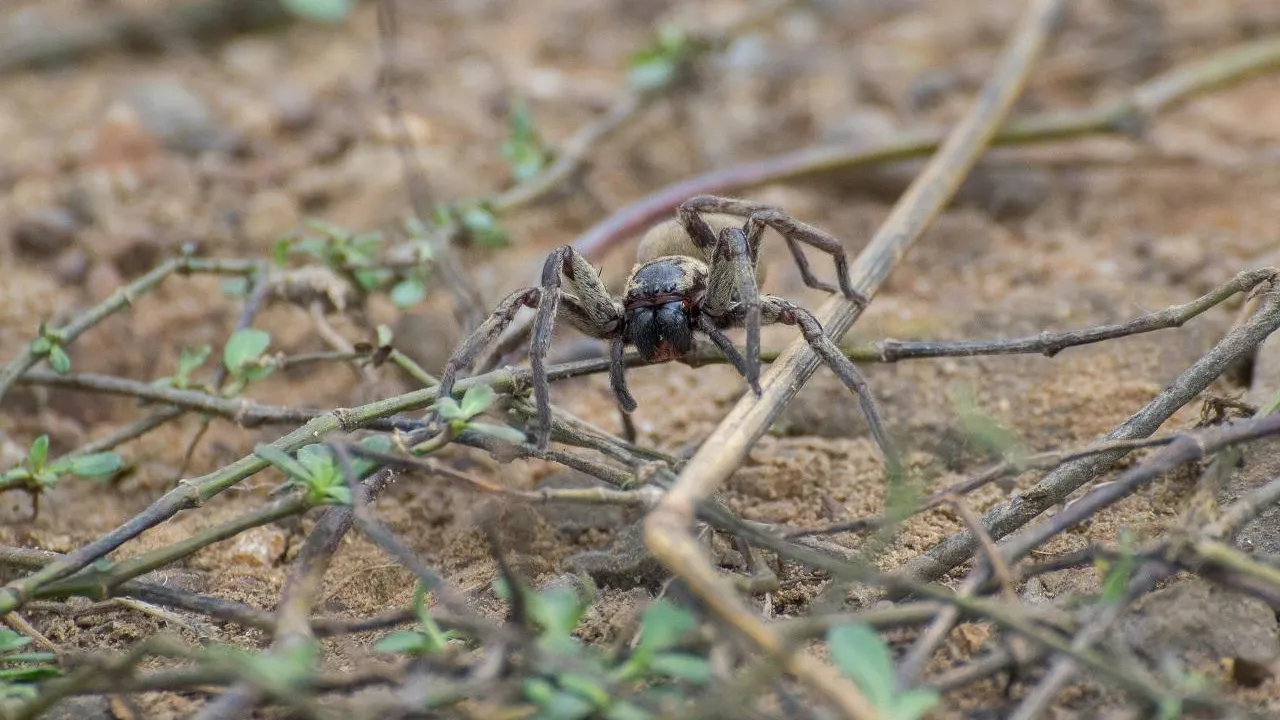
[434,195,894,458]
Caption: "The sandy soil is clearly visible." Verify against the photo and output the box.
[3,0,1280,717]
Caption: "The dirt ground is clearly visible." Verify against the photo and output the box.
[3,0,1280,718]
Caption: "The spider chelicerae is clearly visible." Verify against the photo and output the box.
[434,195,893,457]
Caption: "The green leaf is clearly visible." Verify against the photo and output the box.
[280,0,352,23]
[434,397,464,421]
[254,444,313,483]
[891,690,942,720]
[0,630,32,654]
[627,26,691,91]
[296,444,334,478]
[530,586,589,645]
[177,345,212,380]
[220,277,250,298]
[634,600,696,657]
[376,324,395,347]
[373,631,429,655]
[459,384,494,420]
[458,205,508,248]
[648,652,711,684]
[536,689,596,720]
[557,672,610,706]
[29,337,51,355]
[827,623,896,713]
[501,97,549,182]
[322,484,351,506]
[63,452,123,478]
[272,238,292,267]
[26,436,49,471]
[47,345,71,374]
[390,278,427,308]
[466,422,528,444]
[223,328,271,374]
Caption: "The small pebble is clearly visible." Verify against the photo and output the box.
[227,525,288,568]
[12,208,78,258]
[53,249,90,285]
[125,80,232,156]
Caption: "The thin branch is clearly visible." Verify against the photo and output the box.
[488,37,1280,365]
[899,280,1280,584]
[643,2,1067,717]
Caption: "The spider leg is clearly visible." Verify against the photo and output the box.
[438,245,623,451]
[530,246,625,449]
[437,286,542,405]
[695,314,754,388]
[680,195,867,306]
[609,335,637,413]
[760,295,898,467]
[701,221,764,395]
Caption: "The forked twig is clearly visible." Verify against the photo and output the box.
[642,0,1068,716]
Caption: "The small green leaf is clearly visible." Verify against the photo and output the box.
[64,452,123,478]
[634,599,696,657]
[0,630,32,654]
[220,277,250,298]
[648,653,711,684]
[458,205,508,248]
[892,690,942,720]
[322,484,351,505]
[374,631,429,655]
[501,97,549,182]
[390,278,427,308]
[434,397,464,421]
[537,689,596,720]
[280,0,352,23]
[827,623,896,713]
[254,444,312,483]
[223,328,271,374]
[459,384,494,419]
[27,436,49,471]
[48,345,71,374]
[177,345,212,380]
[376,324,395,347]
[272,238,292,267]
[627,26,692,91]
[29,337,51,355]
[556,672,610,706]
[466,422,528,444]
[296,444,334,478]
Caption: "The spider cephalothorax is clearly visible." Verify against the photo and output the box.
[434,195,893,458]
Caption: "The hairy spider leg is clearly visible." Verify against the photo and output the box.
[437,286,542,405]
[759,295,899,469]
[437,245,625,451]
[679,195,868,306]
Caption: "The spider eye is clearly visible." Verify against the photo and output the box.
[656,301,693,353]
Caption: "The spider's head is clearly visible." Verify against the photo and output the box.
[622,257,707,362]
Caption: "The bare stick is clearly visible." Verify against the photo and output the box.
[643,1,1067,716]
[898,281,1280,584]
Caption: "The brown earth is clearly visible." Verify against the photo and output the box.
[3,0,1280,718]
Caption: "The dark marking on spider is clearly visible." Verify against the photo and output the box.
[433,195,892,458]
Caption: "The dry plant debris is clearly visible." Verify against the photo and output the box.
[2,0,1280,718]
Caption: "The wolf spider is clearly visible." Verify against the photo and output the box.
[435,195,893,457]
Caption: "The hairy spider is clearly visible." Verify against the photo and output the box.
[434,195,893,457]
